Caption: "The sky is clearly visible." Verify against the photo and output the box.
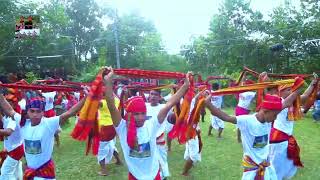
[103,0,300,54]
[27,0,299,54]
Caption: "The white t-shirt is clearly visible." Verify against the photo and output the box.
[238,91,256,109]
[211,95,223,109]
[42,92,56,111]
[115,117,161,179]
[14,113,60,169]
[18,99,26,110]
[74,92,80,102]
[273,105,294,135]
[116,86,123,97]
[2,116,23,152]
[236,114,271,164]
[146,103,166,137]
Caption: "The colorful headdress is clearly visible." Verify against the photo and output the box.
[124,96,146,149]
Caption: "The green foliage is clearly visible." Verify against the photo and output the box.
[183,0,320,76]
[25,71,39,83]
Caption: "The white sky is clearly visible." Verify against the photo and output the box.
[103,0,300,54]
[28,0,299,54]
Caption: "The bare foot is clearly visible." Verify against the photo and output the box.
[181,172,189,176]
[98,171,109,176]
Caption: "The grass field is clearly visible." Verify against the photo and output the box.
[34,108,320,179]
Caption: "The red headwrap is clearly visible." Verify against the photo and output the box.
[259,94,282,111]
[124,96,146,149]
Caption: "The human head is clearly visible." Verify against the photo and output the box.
[26,97,45,125]
[211,83,220,91]
[124,96,147,128]
[124,96,147,149]
[149,90,161,106]
[257,94,282,122]
[28,16,32,21]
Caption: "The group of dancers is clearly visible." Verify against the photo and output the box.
[0,67,319,180]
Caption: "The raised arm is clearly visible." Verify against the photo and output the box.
[282,90,300,109]
[0,93,16,118]
[301,74,318,103]
[205,95,237,124]
[103,67,122,127]
[59,96,86,125]
[157,73,190,124]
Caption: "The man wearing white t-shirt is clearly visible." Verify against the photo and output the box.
[0,110,24,180]
[269,78,318,180]
[205,81,302,180]
[208,83,224,138]
[146,89,170,179]
[103,67,190,180]
[236,90,256,143]
[0,93,86,180]
[41,91,56,118]
[41,91,62,147]
[182,92,205,177]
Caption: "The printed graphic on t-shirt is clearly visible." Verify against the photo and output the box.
[25,139,42,154]
[48,97,53,104]
[253,134,268,148]
[129,142,151,158]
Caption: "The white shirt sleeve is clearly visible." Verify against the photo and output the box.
[151,118,162,137]
[115,119,126,135]
[6,118,17,131]
[236,116,246,130]
[13,113,22,124]
[44,116,60,134]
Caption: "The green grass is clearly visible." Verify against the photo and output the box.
[16,108,320,179]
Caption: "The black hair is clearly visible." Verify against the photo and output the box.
[150,89,161,95]
[212,83,220,90]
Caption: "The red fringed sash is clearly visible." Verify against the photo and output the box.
[24,159,55,180]
[113,69,185,79]
[186,97,205,141]
[0,83,81,92]
[242,155,270,180]
[288,77,305,121]
[243,66,312,79]
[303,80,319,113]
[0,144,24,167]
[71,71,105,155]
[168,75,195,144]
[210,79,295,96]
[269,128,303,167]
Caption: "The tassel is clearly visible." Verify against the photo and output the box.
[127,113,137,149]
[288,77,305,121]
[303,80,319,113]
[71,71,105,151]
